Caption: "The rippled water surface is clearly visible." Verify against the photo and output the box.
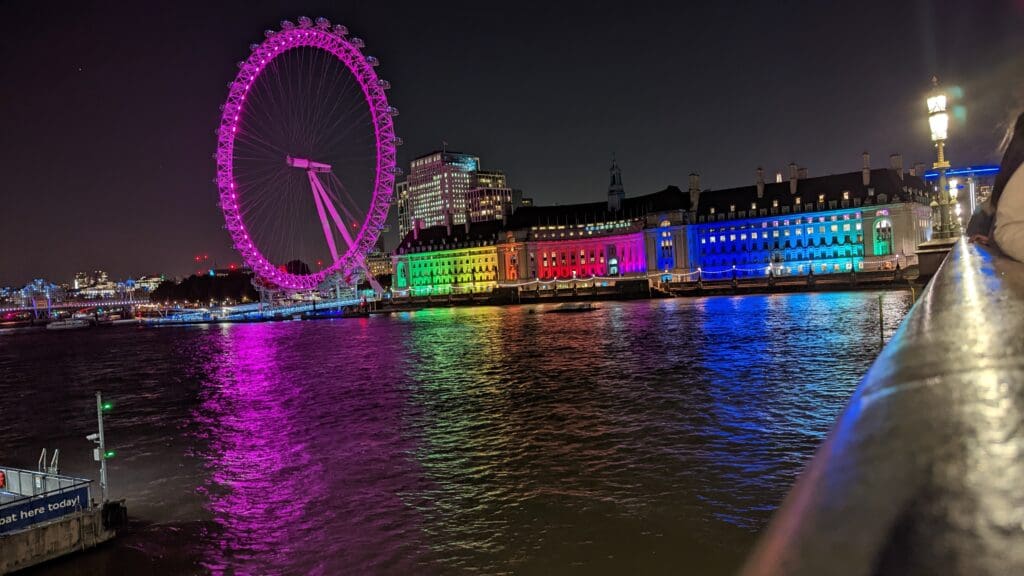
[0,292,912,575]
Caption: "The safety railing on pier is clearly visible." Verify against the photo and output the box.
[740,239,1024,576]
[0,467,92,535]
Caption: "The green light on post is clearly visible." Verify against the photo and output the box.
[104,450,116,459]
[101,402,114,412]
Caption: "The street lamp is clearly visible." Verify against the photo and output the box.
[927,77,958,238]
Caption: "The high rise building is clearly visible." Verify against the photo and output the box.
[467,187,522,223]
[405,150,480,231]
[474,170,507,189]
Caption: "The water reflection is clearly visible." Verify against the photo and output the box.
[0,292,913,575]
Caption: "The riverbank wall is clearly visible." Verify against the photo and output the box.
[384,270,912,310]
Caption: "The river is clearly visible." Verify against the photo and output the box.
[0,291,912,575]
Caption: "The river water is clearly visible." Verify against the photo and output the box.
[0,292,912,575]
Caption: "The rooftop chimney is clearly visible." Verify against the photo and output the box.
[756,167,765,198]
[445,210,453,237]
[464,208,471,234]
[862,151,871,187]
[789,162,798,195]
[413,219,421,240]
[688,172,701,210]
[890,154,904,180]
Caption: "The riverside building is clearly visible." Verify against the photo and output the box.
[396,151,525,237]
[391,153,934,294]
[688,154,933,279]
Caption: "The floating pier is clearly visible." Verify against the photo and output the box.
[0,466,126,574]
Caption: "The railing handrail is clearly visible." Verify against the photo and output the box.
[741,239,1024,576]
[0,467,92,511]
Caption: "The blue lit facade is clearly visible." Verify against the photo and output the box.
[686,160,934,278]
[688,208,870,278]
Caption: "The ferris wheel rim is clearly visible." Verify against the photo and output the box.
[214,18,397,291]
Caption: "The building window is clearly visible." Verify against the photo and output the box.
[772,199,779,208]
[818,194,825,203]
[843,190,850,200]
[710,207,716,214]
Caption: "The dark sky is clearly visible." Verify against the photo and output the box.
[2,0,1023,286]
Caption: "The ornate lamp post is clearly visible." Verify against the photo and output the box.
[927,77,958,238]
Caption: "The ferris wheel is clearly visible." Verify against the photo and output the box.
[214,16,400,292]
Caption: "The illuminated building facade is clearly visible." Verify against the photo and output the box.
[392,219,502,294]
[688,156,933,278]
[366,243,392,279]
[496,185,690,281]
[393,153,935,294]
[405,150,480,231]
[467,187,522,223]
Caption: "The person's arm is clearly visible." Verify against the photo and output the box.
[995,166,1024,261]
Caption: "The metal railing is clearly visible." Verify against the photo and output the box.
[741,239,1024,575]
[0,467,91,508]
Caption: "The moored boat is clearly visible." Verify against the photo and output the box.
[546,302,599,314]
[45,318,92,331]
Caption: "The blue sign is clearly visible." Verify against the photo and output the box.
[0,486,89,535]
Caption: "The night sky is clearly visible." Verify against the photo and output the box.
[2,0,1022,286]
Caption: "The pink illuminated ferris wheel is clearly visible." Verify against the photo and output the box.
[214,16,399,292]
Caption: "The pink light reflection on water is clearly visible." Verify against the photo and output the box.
[190,322,430,575]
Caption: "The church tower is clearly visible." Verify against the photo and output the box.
[608,155,625,211]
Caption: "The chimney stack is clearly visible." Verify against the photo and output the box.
[756,166,765,198]
[789,162,798,195]
[464,208,471,234]
[413,219,421,240]
[890,154,904,180]
[688,172,701,209]
[862,151,871,187]
[445,210,453,237]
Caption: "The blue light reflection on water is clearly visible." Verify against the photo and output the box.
[0,291,912,575]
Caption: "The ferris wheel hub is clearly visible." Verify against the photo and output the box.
[286,155,332,173]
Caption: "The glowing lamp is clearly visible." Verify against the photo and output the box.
[926,93,947,114]
[929,112,949,142]
[949,179,959,200]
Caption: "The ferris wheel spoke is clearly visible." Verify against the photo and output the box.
[324,172,366,229]
[313,99,371,151]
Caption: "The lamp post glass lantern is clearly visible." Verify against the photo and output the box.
[928,77,959,237]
